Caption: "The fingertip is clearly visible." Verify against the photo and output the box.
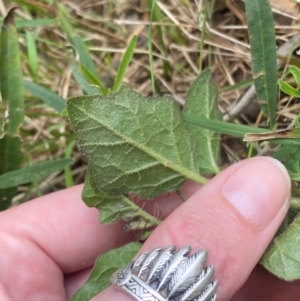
[222,156,291,230]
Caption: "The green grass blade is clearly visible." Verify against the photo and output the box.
[112,36,137,92]
[26,31,39,81]
[219,78,253,93]
[244,0,278,127]
[0,18,58,28]
[148,0,157,92]
[0,134,23,210]
[0,158,74,189]
[71,64,100,95]
[183,113,300,146]
[183,113,265,137]
[72,36,99,79]
[0,8,24,135]
[24,80,66,112]
[57,4,75,43]
[80,64,106,95]
[147,0,170,78]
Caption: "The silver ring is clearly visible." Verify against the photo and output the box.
[111,245,218,301]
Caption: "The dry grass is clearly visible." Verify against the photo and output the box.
[1,0,300,199]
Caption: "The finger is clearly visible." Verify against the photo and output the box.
[65,267,92,299]
[0,185,133,274]
[64,181,200,297]
[95,157,291,301]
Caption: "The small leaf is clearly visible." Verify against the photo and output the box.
[0,158,73,189]
[0,7,24,135]
[278,79,300,98]
[274,145,300,181]
[67,85,207,199]
[113,36,137,92]
[70,242,141,301]
[183,69,221,175]
[244,0,278,127]
[0,134,23,210]
[261,213,300,281]
[82,169,160,231]
[288,66,300,86]
[24,80,66,112]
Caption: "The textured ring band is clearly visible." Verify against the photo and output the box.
[111,245,218,301]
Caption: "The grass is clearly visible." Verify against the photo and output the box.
[1,0,300,201]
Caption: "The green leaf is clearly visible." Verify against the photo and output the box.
[82,169,160,232]
[288,66,300,86]
[274,145,300,181]
[244,0,277,127]
[24,80,66,112]
[70,242,141,301]
[113,36,137,92]
[261,212,300,281]
[183,69,221,175]
[67,85,207,199]
[278,79,300,98]
[0,134,23,210]
[0,8,24,135]
[0,158,74,189]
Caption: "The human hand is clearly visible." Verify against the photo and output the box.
[0,157,298,301]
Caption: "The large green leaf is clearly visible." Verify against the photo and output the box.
[261,213,300,281]
[0,134,23,210]
[82,169,160,234]
[244,0,277,127]
[183,69,221,175]
[70,242,141,301]
[0,158,73,189]
[0,8,24,135]
[67,85,207,199]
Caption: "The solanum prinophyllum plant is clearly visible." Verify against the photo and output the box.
[67,70,300,301]
[66,0,300,300]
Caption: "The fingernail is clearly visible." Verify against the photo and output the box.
[222,157,291,230]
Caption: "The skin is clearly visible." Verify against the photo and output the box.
[0,157,299,301]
